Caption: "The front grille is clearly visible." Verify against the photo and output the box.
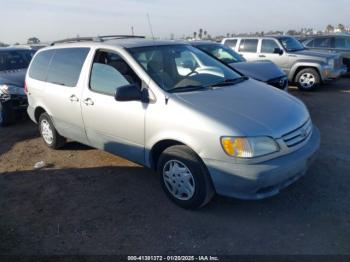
[334,57,343,68]
[268,77,288,90]
[282,119,313,148]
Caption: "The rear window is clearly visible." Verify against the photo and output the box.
[239,39,258,53]
[46,48,90,87]
[0,50,36,71]
[29,50,55,81]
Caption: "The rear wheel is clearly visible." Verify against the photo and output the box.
[295,68,320,91]
[157,145,215,209]
[0,101,15,127]
[39,113,66,149]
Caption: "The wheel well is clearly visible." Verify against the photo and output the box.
[150,140,185,170]
[293,66,320,82]
[34,107,46,122]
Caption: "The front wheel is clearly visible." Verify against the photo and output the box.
[0,101,15,127]
[295,68,320,91]
[39,113,66,149]
[157,145,215,209]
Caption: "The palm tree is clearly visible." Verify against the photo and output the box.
[338,24,345,32]
[204,30,207,39]
[199,29,203,39]
[193,32,197,39]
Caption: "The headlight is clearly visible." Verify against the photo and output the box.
[328,59,335,68]
[221,136,279,158]
[0,84,25,95]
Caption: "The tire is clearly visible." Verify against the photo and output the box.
[157,145,215,209]
[295,68,320,91]
[38,112,66,149]
[0,101,15,127]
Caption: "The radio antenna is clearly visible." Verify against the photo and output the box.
[147,13,155,40]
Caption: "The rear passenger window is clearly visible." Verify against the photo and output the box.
[90,50,141,96]
[224,39,237,49]
[46,48,89,87]
[261,40,280,53]
[239,39,258,53]
[29,50,55,81]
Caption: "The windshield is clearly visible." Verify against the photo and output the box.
[128,45,242,92]
[278,37,305,52]
[195,44,245,64]
[0,50,36,71]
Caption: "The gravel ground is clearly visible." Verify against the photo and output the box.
[1,78,350,255]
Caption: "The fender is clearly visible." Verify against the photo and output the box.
[288,61,325,82]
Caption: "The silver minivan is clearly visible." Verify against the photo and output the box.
[26,36,320,209]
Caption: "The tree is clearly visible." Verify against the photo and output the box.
[204,30,207,38]
[326,24,334,33]
[0,42,8,47]
[338,24,345,32]
[199,28,203,39]
[193,32,197,39]
[27,37,40,44]
[287,30,298,36]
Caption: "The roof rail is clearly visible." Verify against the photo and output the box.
[50,35,145,46]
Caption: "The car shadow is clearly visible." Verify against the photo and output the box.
[1,155,348,255]
[0,118,39,157]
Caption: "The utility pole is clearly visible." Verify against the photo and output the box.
[131,26,134,36]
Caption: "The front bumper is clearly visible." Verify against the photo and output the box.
[321,65,347,80]
[204,126,320,200]
[0,94,28,111]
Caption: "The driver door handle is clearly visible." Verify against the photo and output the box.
[83,98,94,106]
[69,94,79,102]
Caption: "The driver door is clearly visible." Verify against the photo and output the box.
[81,49,146,165]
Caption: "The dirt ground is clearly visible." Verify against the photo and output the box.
[1,78,350,255]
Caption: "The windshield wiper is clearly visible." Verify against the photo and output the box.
[167,85,208,93]
[206,76,248,88]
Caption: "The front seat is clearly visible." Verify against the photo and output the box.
[147,60,174,90]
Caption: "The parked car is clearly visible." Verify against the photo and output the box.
[222,36,347,90]
[190,41,288,91]
[26,36,320,209]
[300,34,350,72]
[0,47,36,126]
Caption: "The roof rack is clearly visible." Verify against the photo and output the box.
[50,35,145,46]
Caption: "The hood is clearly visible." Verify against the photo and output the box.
[174,79,309,138]
[0,69,27,87]
[293,49,337,60]
[229,61,285,82]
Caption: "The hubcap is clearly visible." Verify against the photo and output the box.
[41,119,54,144]
[163,160,195,201]
[299,73,316,89]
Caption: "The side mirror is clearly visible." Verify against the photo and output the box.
[114,84,148,102]
[273,48,284,55]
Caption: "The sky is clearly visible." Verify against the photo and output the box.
[1,0,349,44]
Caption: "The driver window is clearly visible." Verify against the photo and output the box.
[261,40,280,54]
[175,50,198,76]
[90,50,141,96]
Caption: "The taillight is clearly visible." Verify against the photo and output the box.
[24,81,28,94]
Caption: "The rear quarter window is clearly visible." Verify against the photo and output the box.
[29,50,55,81]
[46,48,90,87]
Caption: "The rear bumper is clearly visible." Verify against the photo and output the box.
[204,126,320,200]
